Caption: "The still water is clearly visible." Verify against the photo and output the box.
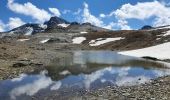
[0,51,170,100]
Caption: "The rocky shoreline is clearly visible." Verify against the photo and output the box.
[71,76,170,100]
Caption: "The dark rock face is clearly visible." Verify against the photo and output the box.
[12,62,27,67]
[141,25,153,30]
[142,56,159,61]
[44,16,70,33]
[70,22,80,25]
[44,16,70,28]
[82,22,92,26]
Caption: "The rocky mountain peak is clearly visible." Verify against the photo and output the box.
[82,22,92,26]
[44,16,70,27]
[141,25,153,30]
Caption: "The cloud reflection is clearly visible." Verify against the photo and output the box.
[10,75,52,100]
[50,81,62,90]
[11,74,27,82]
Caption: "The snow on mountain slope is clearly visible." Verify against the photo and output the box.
[72,37,86,44]
[163,30,170,36]
[39,24,47,29]
[9,24,46,35]
[17,39,30,42]
[119,42,170,60]
[57,23,70,28]
[89,37,124,46]
[40,39,50,43]
[25,27,33,35]
[80,31,88,34]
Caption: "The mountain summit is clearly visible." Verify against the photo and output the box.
[44,16,70,28]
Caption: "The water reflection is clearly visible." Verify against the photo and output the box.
[0,51,170,100]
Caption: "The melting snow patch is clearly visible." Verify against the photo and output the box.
[119,42,170,60]
[17,39,30,42]
[163,30,170,36]
[39,24,47,29]
[57,23,70,28]
[72,37,86,44]
[156,38,161,40]
[25,27,33,35]
[89,37,124,46]
[40,39,50,43]
[80,31,88,34]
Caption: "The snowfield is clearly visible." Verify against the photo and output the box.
[40,39,50,43]
[119,42,170,60]
[17,39,30,42]
[163,30,170,36]
[80,31,88,34]
[89,37,124,46]
[25,27,33,35]
[72,37,86,44]
[39,24,47,29]
[57,23,70,28]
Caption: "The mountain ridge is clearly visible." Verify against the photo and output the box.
[5,16,109,35]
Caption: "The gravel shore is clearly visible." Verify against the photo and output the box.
[69,76,170,100]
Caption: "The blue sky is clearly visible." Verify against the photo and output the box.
[0,0,170,32]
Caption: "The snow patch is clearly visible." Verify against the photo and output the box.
[57,23,70,28]
[40,39,50,43]
[119,42,170,60]
[163,30,170,36]
[156,38,161,40]
[89,37,124,46]
[72,37,86,44]
[80,31,88,34]
[39,24,47,29]
[17,39,30,42]
[25,27,33,35]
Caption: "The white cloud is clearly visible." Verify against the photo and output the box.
[153,16,170,27]
[63,9,71,14]
[113,1,170,27]
[83,67,112,89]
[7,0,51,23]
[81,2,115,30]
[80,2,132,30]
[49,8,61,17]
[7,17,25,30]
[102,22,116,30]
[99,14,106,18]
[0,20,5,32]
[10,75,52,100]
[82,2,103,27]
[50,81,62,90]
[11,74,27,82]
[117,20,131,30]
[74,8,82,15]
